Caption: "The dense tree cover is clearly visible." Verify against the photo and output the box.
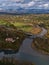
[32,37,49,54]
[0,25,26,51]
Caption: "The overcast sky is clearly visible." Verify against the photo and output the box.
[0,0,49,11]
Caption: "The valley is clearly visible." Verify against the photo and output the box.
[0,14,49,65]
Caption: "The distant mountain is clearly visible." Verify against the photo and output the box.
[26,9,49,14]
[0,9,49,15]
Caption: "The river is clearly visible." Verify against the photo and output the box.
[0,27,48,65]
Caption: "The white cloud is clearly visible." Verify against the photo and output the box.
[43,3,49,8]
[16,1,35,8]
[1,3,6,6]
[0,8,3,10]
[27,1,35,7]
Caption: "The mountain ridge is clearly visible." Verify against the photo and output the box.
[0,9,49,14]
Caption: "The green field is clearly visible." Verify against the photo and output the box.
[0,14,49,36]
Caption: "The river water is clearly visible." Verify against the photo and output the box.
[19,38,49,65]
[0,27,48,65]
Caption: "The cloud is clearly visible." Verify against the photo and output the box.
[43,3,49,8]
[10,0,24,3]
[1,3,6,6]
[27,1,35,7]
[0,0,49,10]
[0,8,3,11]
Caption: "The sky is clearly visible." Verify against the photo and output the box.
[0,0,49,11]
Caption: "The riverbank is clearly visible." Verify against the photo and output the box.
[32,37,49,55]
